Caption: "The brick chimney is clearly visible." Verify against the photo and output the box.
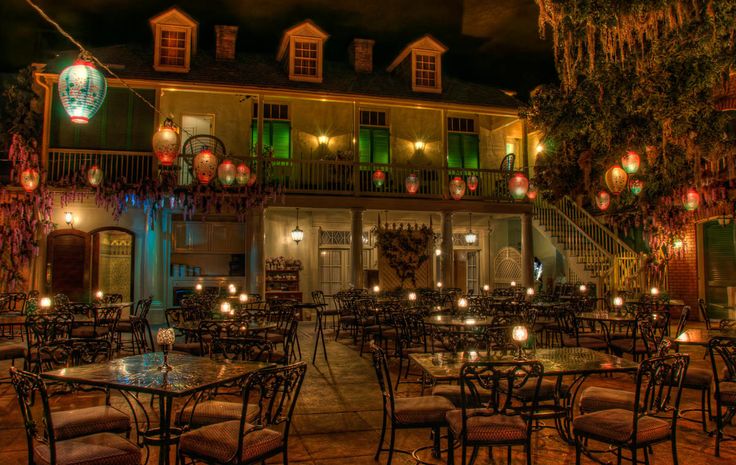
[215,25,238,61]
[349,39,375,73]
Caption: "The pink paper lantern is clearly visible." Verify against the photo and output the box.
[20,168,39,192]
[683,188,700,211]
[405,173,419,194]
[217,159,236,187]
[372,169,386,189]
[526,184,538,200]
[86,165,103,187]
[449,176,466,200]
[595,190,611,211]
[193,148,218,185]
[629,178,644,195]
[235,163,251,185]
[247,172,257,187]
[508,172,529,200]
[621,151,640,174]
[466,175,479,192]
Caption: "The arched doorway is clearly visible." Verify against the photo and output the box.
[91,227,135,302]
[46,229,91,301]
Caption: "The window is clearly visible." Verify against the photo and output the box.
[289,37,322,82]
[413,51,440,91]
[251,103,291,160]
[447,117,479,170]
[159,29,187,67]
[149,8,197,73]
[467,251,479,294]
[319,250,347,296]
[359,110,390,165]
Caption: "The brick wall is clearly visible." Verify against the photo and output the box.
[666,223,699,320]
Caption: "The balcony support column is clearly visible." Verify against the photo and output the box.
[353,101,360,196]
[521,212,534,288]
[351,207,364,288]
[441,212,454,288]
[246,206,266,295]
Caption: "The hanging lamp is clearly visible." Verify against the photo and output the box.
[152,118,181,166]
[464,212,477,245]
[58,53,107,124]
[291,208,304,244]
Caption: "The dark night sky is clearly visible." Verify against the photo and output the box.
[0,0,556,99]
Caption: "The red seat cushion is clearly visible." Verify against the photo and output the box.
[179,420,283,463]
[391,395,455,424]
[52,405,130,440]
[573,409,670,444]
[33,432,140,465]
[446,408,527,442]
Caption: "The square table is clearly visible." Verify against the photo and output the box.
[410,347,638,443]
[674,328,736,346]
[42,352,272,465]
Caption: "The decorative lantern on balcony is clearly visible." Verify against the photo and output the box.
[372,169,386,189]
[508,172,529,200]
[621,151,640,174]
[526,184,538,200]
[58,56,107,124]
[235,163,250,185]
[217,159,236,187]
[20,168,40,192]
[193,148,218,185]
[152,118,180,166]
[405,173,419,194]
[449,176,466,200]
[604,164,628,195]
[629,178,644,195]
[86,165,103,187]
[247,172,257,187]
[466,175,479,192]
[595,190,611,211]
[683,188,700,211]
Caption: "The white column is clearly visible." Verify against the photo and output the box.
[351,208,364,288]
[521,212,534,288]
[441,212,454,288]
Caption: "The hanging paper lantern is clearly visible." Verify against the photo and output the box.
[247,172,257,187]
[86,165,103,187]
[372,169,386,188]
[217,159,236,187]
[621,151,640,174]
[604,164,628,195]
[58,57,107,124]
[405,173,419,194]
[682,188,700,211]
[193,148,218,185]
[527,184,539,200]
[235,163,251,185]
[449,176,466,200]
[629,178,644,195]
[466,175,479,192]
[508,172,529,200]
[152,118,180,166]
[595,190,611,211]
[19,168,40,192]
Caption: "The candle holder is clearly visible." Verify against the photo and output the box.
[512,325,529,360]
[156,328,175,371]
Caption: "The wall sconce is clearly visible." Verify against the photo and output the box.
[64,212,74,228]
[291,208,304,244]
[414,140,425,151]
[672,237,684,249]
[318,135,330,146]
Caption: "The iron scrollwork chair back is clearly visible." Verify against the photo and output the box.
[632,354,689,433]
[10,368,58,464]
[25,314,74,371]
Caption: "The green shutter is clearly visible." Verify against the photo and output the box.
[462,134,479,169]
[271,121,291,159]
[447,133,463,169]
[704,221,736,319]
[251,119,259,152]
[359,128,372,164]
[372,128,390,165]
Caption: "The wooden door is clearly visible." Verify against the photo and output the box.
[454,250,468,293]
[47,230,91,302]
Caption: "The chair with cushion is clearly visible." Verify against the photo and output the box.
[371,346,454,465]
[610,312,669,361]
[698,298,713,330]
[556,307,609,352]
[25,314,74,373]
[573,354,689,465]
[178,362,307,465]
[446,360,544,465]
[312,290,339,330]
[10,367,138,465]
[708,337,736,456]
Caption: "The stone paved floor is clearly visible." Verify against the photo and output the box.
[1,321,735,465]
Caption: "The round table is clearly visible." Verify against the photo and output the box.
[423,315,495,327]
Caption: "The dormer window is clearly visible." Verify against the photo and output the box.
[149,7,198,73]
[277,20,329,83]
[388,34,447,94]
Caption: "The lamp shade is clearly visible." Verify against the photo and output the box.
[449,176,466,200]
[595,190,611,211]
[152,118,180,166]
[508,172,529,200]
[526,184,538,200]
[58,58,107,124]
[621,151,640,174]
[683,188,700,211]
[235,163,250,185]
[629,178,644,195]
[291,226,304,243]
[405,173,419,194]
[372,169,386,188]
[217,159,237,187]
[86,165,103,187]
[466,175,479,192]
[193,148,218,185]
[604,164,628,195]
[464,231,478,244]
[20,168,40,192]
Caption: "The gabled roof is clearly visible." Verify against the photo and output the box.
[276,20,330,61]
[387,34,448,72]
[149,7,199,54]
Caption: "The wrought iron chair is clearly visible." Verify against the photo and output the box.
[698,298,713,330]
[573,354,689,465]
[178,362,307,465]
[25,314,74,373]
[555,307,609,352]
[708,337,736,456]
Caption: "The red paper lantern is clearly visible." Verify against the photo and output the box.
[621,151,640,174]
[683,188,700,211]
[58,58,107,124]
[20,168,39,192]
[247,172,257,187]
[193,148,218,185]
[449,176,466,200]
[235,163,250,185]
[526,184,538,200]
[405,173,419,194]
[508,172,529,200]
[466,175,479,192]
[595,190,611,211]
[629,178,644,195]
[372,169,386,188]
[152,118,180,166]
[86,165,103,187]
[217,159,236,187]
[604,164,628,195]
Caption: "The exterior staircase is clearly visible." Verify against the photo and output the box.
[532,196,642,294]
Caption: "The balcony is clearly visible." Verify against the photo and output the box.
[47,149,519,203]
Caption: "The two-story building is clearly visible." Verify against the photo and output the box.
[30,7,567,314]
